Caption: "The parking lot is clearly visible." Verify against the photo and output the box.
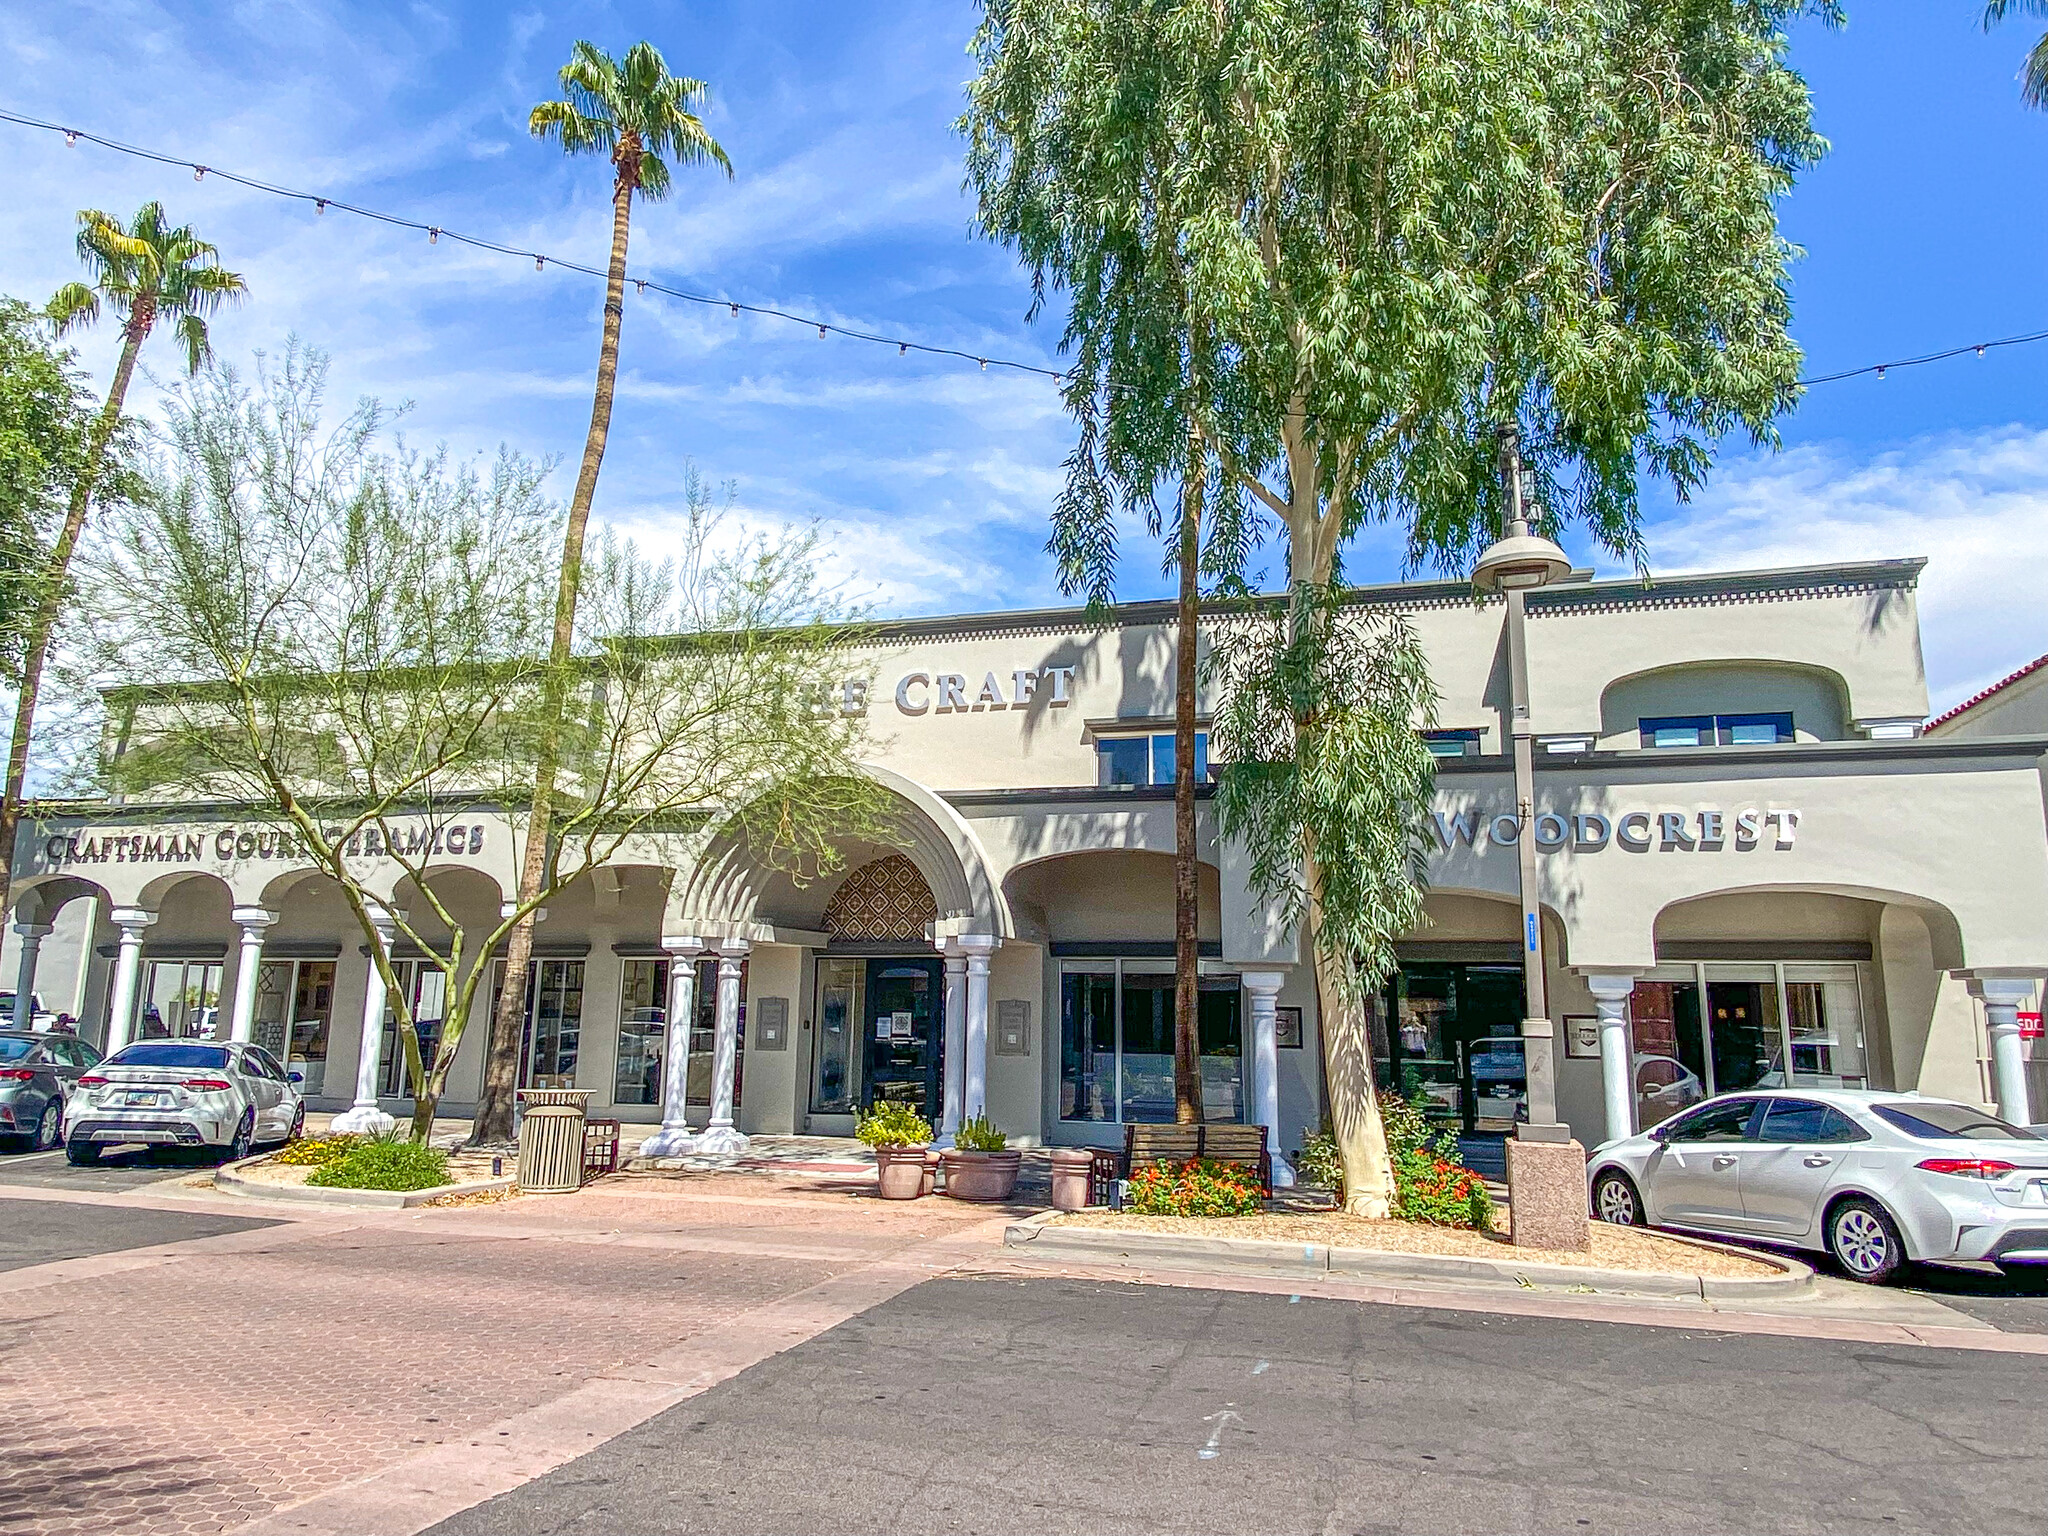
[0,1143,212,1194]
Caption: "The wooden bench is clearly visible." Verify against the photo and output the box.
[1114,1122,1272,1195]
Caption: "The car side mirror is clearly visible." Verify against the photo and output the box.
[1647,1124,1672,1144]
[289,1071,304,1085]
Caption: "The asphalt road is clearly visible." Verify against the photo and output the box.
[0,1196,275,1272]
[0,1144,206,1193]
[430,1275,2048,1536]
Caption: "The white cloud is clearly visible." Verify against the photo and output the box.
[1617,428,2048,713]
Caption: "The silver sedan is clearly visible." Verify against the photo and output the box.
[67,1039,304,1164]
[1587,1088,2048,1283]
[0,1032,100,1150]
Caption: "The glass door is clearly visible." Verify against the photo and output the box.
[862,958,941,1118]
[379,961,451,1097]
[812,957,866,1114]
[139,959,225,1040]
[257,960,334,1095]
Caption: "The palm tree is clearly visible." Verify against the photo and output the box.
[472,40,733,1143]
[0,204,243,920]
[1986,1,2048,108]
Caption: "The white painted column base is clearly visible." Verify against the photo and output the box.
[640,941,704,1159]
[1582,971,1641,1146]
[1242,969,1294,1187]
[696,942,750,1157]
[935,947,968,1148]
[335,905,403,1137]
[1971,978,2039,1127]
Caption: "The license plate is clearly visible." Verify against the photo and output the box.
[122,1091,166,1107]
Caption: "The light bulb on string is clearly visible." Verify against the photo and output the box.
[315,200,326,215]
[818,324,827,339]
[428,227,439,245]
[979,359,988,371]
[535,255,545,271]
[899,343,907,356]
[193,165,205,181]
[635,280,646,295]
[1875,365,1886,380]
[1977,345,1986,357]
[64,131,76,147]
[729,302,739,318]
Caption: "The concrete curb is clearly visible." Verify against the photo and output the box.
[215,1156,516,1210]
[1001,1211,1816,1300]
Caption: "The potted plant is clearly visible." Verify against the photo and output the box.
[857,1101,934,1200]
[941,1113,1022,1201]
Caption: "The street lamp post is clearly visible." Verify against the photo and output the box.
[1472,424,1588,1250]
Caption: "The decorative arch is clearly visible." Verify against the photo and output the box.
[822,855,937,942]
[668,763,1011,941]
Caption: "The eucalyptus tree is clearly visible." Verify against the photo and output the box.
[966,0,1826,1212]
[1985,1,2048,107]
[0,205,244,923]
[85,348,883,1140]
[475,41,738,1142]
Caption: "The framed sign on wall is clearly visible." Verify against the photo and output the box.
[1275,1006,1303,1050]
[1564,1015,1601,1059]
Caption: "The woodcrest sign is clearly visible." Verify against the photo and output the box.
[1430,806,1803,853]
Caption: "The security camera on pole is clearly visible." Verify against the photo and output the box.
[1472,425,1589,1253]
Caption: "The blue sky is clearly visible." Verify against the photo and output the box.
[1,0,2044,711]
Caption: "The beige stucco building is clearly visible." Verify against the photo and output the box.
[9,555,2047,1175]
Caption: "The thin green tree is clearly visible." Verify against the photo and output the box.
[1985,1,2048,107]
[0,205,243,924]
[967,0,1826,1212]
[476,41,734,1144]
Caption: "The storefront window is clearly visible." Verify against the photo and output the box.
[378,961,450,1097]
[1628,961,1869,1130]
[687,956,743,1108]
[1378,964,1526,1135]
[255,959,333,1095]
[812,958,865,1114]
[614,959,667,1106]
[1058,961,1241,1124]
[1096,732,1209,786]
[138,959,224,1040]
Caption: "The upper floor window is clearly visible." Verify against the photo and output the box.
[1098,731,1209,787]
[1423,730,1483,759]
[1640,712,1794,749]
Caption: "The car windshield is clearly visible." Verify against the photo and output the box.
[0,1037,36,1061]
[106,1043,230,1070]
[1872,1102,2039,1141]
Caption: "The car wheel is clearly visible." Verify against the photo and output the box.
[1591,1169,1643,1226]
[65,1136,101,1166]
[225,1109,255,1164]
[1826,1196,1905,1284]
[32,1099,61,1153]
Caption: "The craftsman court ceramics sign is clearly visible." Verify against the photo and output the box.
[1430,807,1804,854]
[42,820,491,868]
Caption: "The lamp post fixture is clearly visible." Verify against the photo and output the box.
[1472,425,1573,1147]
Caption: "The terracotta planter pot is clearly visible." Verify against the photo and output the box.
[874,1144,931,1200]
[1048,1146,1097,1211]
[941,1148,1022,1202]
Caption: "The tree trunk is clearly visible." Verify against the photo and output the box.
[1172,423,1203,1126]
[471,167,637,1144]
[1306,828,1396,1216]
[0,312,149,925]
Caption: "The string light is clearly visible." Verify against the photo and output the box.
[818,324,827,339]
[0,107,1079,388]
[8,107,2038,395]
[635,279,646,295]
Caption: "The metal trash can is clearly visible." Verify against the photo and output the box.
[515,1088,592,1194]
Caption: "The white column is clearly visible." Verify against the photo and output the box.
[332,904,403,1135]
[1241,969,1293,1187]
[938,945,968,1142]
[104,908,157,1054]
[1583,971,1640,1146]
[695,940,750,1155]
[1973,978,2039,1126]
[639,939,703,1157]
[12,921,52,1032]
[960,935,997,1123]
[228,907,278,1045]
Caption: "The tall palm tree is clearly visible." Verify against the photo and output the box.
[0,204,243,920]
[1986,1,2048,108]
[472,40,732,1143]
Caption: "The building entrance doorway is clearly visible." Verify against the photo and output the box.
[1379,963,1529,1172]
[810,956,944,1123]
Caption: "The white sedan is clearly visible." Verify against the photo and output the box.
[1587,1088,2048,1283]
[67,1039,304,1164]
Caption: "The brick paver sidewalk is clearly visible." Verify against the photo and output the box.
[0,1173,1016,1536]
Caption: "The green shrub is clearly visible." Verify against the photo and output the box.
[306,1139,450,1191]
[1390,1145,1495,1230]
[1294,1126,1343,1191]
[854,1100,932,1149]
[1125,1156,1264,1217]
[271,1133,361,1167]
[1294,1094,1457,1200]
[953,1113,1007,1152]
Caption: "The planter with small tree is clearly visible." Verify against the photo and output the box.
[941,1113,1021,1202]
[857,1101,934,1200]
